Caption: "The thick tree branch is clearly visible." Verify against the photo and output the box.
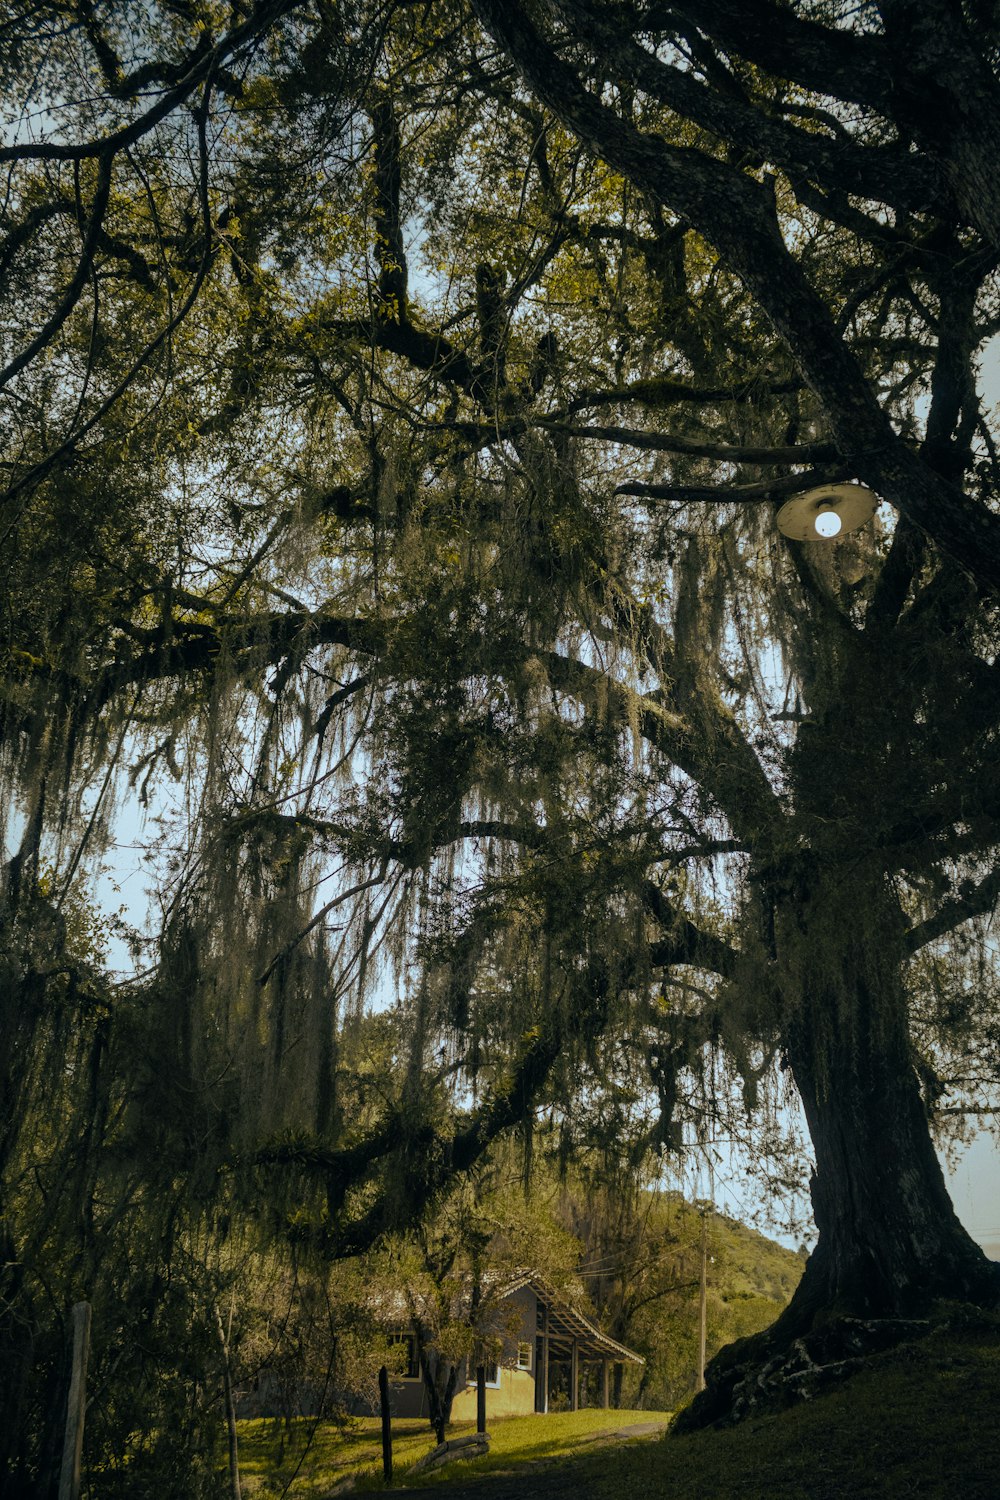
[566,375,803,414]
[0,0,302,165]
[662,0,897,111]
[877,0,1000,247]
[421,415,834,467]
[252,1010,567,1259]
[557,0,935,216]
[616,467,841,504]
[0,201,74,289]
[371,96,408,319]
[0,153,114,393]
[92,610,383,709]
[330,316,478,396]
[642,880,741,980]
[1,78,218,512]
[470,0,1000,594]
[543,649,784,850]
[905,867,1000,954]
[545,424,837,466]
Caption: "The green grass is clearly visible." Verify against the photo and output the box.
[235,1407,667,1495]
[236,1318,1000,1498]
[491,1321,1000,1500]
[230,1404,659,1488]
[371,1407,671,1491]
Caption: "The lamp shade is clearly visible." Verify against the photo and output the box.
[775,482,879,542]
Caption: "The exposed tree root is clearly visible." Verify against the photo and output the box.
[674,1285,1000,1432]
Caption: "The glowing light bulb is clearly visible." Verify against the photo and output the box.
[814,508,842,538]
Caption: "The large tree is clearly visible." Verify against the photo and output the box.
[2,0,1000,1465]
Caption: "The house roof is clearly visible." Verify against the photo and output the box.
[499,1271,644,1365]
[372,1267,644,1366]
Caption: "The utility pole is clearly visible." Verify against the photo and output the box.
[696,1209,708,1393]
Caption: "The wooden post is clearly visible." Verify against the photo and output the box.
[213,1302,243,1500]
[476,1364,486,1435]
[697,1209,708,1393]
[540,1305,550,1414]
[570,1339,579,1412]
[378,1365,393,1485]
[601,1358,609,1409]
[59,1301,91,1500]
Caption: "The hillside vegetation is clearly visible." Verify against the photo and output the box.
[597,1195,804,1410]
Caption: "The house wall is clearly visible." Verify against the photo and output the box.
[451,1365,535,1421]
[387,1285,540,1423]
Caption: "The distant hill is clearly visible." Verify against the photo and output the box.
[707,1206,805,1304]
[616,1195,803,1410]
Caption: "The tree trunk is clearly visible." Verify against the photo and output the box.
[476,1365,486,1434]
[58,1302,91,1500]
[782,866,997,1324]
[677,861,999,1429]
[785,1014,994,1329]
[418,1349,457,1445]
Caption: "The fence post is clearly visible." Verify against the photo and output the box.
[476,1365,486,1435]
[59,1301,91,1500]
[378,1365,393,1484]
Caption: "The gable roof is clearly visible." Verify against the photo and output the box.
[501,1271,644,1365]
[371,1267,644,1366]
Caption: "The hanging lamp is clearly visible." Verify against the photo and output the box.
[775,482,879,542]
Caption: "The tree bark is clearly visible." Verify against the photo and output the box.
[779,864,997,1326]
[677,861,1000,1429]
[58,1302,90,1500]
[786,1029,993,1326]
[418,1348,457,1446]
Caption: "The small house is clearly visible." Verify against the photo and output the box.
[385,1271,643,1421]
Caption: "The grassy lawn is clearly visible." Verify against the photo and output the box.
[495,1320,1000,1500]
[236,1407,667,1495]
[236,1318,1000,1498]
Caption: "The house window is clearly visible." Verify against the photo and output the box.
[388,1332,420,1380]
[468,1361,500,1387]
[516,1342,532,1371]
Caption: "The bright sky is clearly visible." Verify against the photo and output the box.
[945,1134,1000,1257]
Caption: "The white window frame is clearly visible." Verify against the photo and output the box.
[516,1341,532,1371]
[468,1360,501,1388]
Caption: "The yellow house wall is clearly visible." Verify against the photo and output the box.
[384,1285,541,1422]
[451,1365,537,1421]
[452,1286,539,1421]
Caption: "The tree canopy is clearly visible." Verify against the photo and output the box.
[3,0,1000,1484]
